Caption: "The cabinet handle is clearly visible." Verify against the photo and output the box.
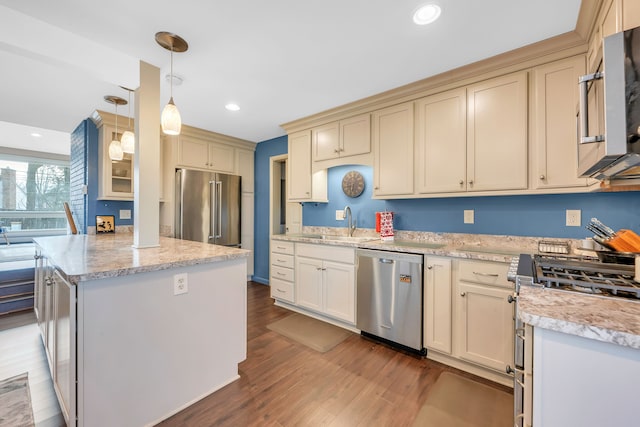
[305,191,310,195]
[539,174,546,180]
[334,149,340,153]
[460,292,466,297]
[276,246,286,250]
[472,271,499,277]
[276,288,286,293]
[427,265,433,270]
[374,186,379,190]
[276,259,286,263]
[507,295,517,303]
[459,180,464,185]
[45,276,53,286]
[468,180,474,185]
[276,272,286,276]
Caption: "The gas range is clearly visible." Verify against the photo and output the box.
[508,253,640,300]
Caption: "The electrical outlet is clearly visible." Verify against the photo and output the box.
[464,210,474,224]
[336,210,345,220]
[566,209,581,227]
[119,209,131,220]
[173,273,188,295]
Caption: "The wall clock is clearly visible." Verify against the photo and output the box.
[342,170,365,198]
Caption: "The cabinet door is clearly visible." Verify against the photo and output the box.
[467,72,528,191]
[53,270,76,426]
[323,261,355,324]
[340,114,371,158]
[236,149,255,193]
[456,282,514,371]
[623,0,640,30]
[288,130,313,200]
[208,144,235,173]
[373,102,415,196]
[415,89,467,193]
[424,257,452,354]
[532,56,590,189]
[178,137,209,169]
[98,125,134,200]
[312,122,340,161]
[295,256,323,312]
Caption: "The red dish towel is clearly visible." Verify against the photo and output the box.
[379,212,394,241]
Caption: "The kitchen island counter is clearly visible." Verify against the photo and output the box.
[34,233,249,284]
[33,233,249,427]
[518,285,640,349]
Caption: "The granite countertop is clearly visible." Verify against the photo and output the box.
[518,286,640,349]
[34,234,250,284]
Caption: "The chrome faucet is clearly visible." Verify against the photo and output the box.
[344,206,356,237]
[1,227,9,246]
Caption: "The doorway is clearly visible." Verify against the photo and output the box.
[269,154,302,236]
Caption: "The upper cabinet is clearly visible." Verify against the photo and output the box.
[312,114,371,162]
[288,130,328,202]
[95,116,135,201]
[531,55,592,190]
[415,88,467,194]
[466,72,528,192]
[372,102,415,197]
[177,137,235,174]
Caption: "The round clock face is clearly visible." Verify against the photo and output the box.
[342,171,365,198]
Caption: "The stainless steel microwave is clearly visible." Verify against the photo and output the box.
[577,25,640,180]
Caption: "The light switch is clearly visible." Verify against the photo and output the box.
[464,210,474,224]
[119,209,131,220]
[336,210,345,220]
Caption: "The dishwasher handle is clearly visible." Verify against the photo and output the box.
[379,258,395,264]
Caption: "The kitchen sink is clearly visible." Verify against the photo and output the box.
[0,243,35,262]
[320,235,378,243]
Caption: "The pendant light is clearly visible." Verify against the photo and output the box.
[155,31,189,136]
[120,87,135,154]
[104,95,127,161]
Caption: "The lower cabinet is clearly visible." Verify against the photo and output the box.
[34,250,77,426]
[294,243,356,325]
[424,257,514,385]
[270,240,295,303]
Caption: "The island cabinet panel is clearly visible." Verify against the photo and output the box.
[77,260,247,427]
[531,55,591,190]
[53,269,76,426]
[424,256,452,354]
[372,102,415,197]
[415,89,467,194]
[466,72,528,192]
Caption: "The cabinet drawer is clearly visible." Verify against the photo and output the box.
[458,260,510,288]
[270,278,294,303]
[271,253,294,269]
[271,265,294,282]
[271,240,295,255]
[296,243,355,264]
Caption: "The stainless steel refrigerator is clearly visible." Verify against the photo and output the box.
[175,168,241,247]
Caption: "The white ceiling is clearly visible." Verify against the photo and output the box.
[0,0,582,148]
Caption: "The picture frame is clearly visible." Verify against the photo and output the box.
[96,215,115,233]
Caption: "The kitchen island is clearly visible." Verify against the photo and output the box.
[518,287,640,426]
[33,234,250,427]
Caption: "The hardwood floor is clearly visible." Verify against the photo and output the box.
[0,310,65,427]
[0,282,511,427]
[160,282,512,427]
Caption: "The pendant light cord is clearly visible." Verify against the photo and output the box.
[170,46,174,99]
[127,90,131,130]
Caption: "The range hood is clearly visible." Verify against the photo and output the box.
[577,25,640,180]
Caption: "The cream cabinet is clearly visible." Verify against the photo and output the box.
[623,0,640,30]
[312,114,371,161]
[424,256,452,354]
[177,136,235,173]
[372,102,415,197]
[294,243,355,324]
[270,240,295,303]
[466,72,528,192]
[235,149,254,193]
[454,259,514,373]
[531,56,591,190]
[415,89,467,194]
[287,130,327,202]
[97,124,134,200]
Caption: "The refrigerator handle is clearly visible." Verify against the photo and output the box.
[208,180,215,240]
[175,169,183,239]
[215,181,222,238]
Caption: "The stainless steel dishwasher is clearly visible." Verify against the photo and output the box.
[356,248,424,353]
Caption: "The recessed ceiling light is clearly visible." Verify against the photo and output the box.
[225,103,240,111]
[413,4,441,25]
[30,132,42,138]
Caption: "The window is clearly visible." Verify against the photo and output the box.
[0,154,70,234]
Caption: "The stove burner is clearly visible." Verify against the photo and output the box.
[532,254,640,299]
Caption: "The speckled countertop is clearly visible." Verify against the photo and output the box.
[518,286,640,349]
[34,234,250,284]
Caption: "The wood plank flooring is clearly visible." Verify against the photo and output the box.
[0,310,65,427]
[159,282,512,427]
[0,282,512,427]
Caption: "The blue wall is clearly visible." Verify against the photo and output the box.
[85,120,134,228]
[303,165,640,238]
[253,135,288,284]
